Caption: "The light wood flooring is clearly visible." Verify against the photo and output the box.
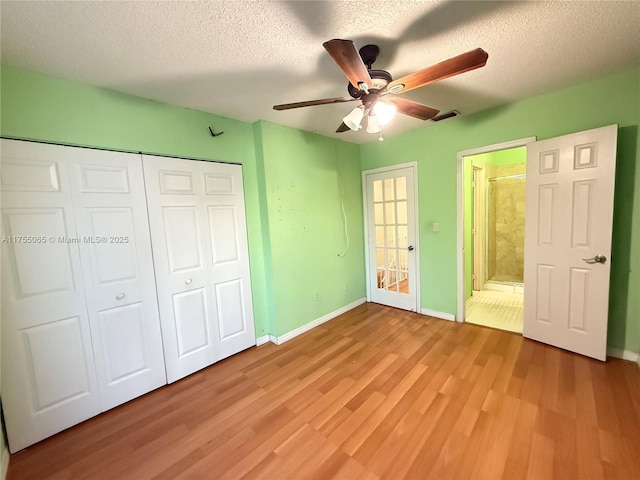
[7,302,640,480]
[466,289,524,333]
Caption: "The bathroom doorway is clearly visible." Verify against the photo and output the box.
[457,138,534,333]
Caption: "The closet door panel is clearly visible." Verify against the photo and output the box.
[172,287,211,357]
[1,139,101,453]
[163,205,203,273]
[85,207,138,283]
[69,149,166,410]
[142,156,215,383]
[202,162,256,360]
[96,302,149,383]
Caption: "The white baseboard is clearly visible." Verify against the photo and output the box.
[255,335,272,346]
[269,297,367,346]
[420,308,456,322]
[1,445,9,480]
[607,347,640,366]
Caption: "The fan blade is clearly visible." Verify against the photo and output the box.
[387,48,488,94]
[336,122,350,133]
[323,39,373,90]
[392,98,440,121]
[273,97,357,110]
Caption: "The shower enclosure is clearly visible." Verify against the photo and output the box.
[485,172,525,291]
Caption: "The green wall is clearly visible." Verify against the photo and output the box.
[361,67,640,354]
[0,66,365,340]
[255,122,365,336]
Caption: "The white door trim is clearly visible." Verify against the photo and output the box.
[362,162,420,311]
[456,137,536,322]
[472,165,485,291]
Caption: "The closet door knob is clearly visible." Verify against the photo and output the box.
[116,293,126,300]
[185,278,193,285]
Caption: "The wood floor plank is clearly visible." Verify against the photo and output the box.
[502,400,539,479]
[7,302,640,480]
[576,422,606,480]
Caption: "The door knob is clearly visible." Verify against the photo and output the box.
[582,254,606,264]
[185,278,193,285]
[408,246,414,251]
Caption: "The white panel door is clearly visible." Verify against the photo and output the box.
[0,139,101,452]
[142,156,214,383]
[364,165,418,311]
[201,161,256,360]
[143,155,255,382]
[523,125,617,360]
[68,149,166,410]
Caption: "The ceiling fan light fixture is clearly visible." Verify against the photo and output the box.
[366,114,382,134]
[373,101,397,126]
[343,106,365,131]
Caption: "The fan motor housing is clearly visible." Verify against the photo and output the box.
[347,69,393,98]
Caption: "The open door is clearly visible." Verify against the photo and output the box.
[523,125,617,360]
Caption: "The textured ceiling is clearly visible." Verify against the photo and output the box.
[1,1,639,144]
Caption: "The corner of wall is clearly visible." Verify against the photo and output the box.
[251,121,277,337]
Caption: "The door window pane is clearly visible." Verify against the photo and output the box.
[376,248,385,269]
[386,226,396,248]
[399,271,409,294]
[384,179,395,201]
[399,249,408,271]
[397,226,408,247]
[375,226,385,246]
[385,202,395,224]
[388,269,398,291]
[373,180,383,202]
[374,204,384,225]
[396,177,407,200]
[397,201,407,224]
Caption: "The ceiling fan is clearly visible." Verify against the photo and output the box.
[273,39,488,138]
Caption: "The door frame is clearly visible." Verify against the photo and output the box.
[362,162,420,312]
[456,137,535,322]
[472,165,486,292]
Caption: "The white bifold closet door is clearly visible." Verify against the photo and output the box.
[67,148,166,408]
[1,140,166,452]
[142,155,256,383]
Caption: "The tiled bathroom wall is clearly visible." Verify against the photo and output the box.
[487,163,526,283]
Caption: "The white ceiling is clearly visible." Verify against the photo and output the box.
[2,1,639,144]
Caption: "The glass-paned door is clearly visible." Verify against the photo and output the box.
[365,165,417,311]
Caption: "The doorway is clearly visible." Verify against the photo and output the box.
[457,126,617,360]
[457,137,535,332]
